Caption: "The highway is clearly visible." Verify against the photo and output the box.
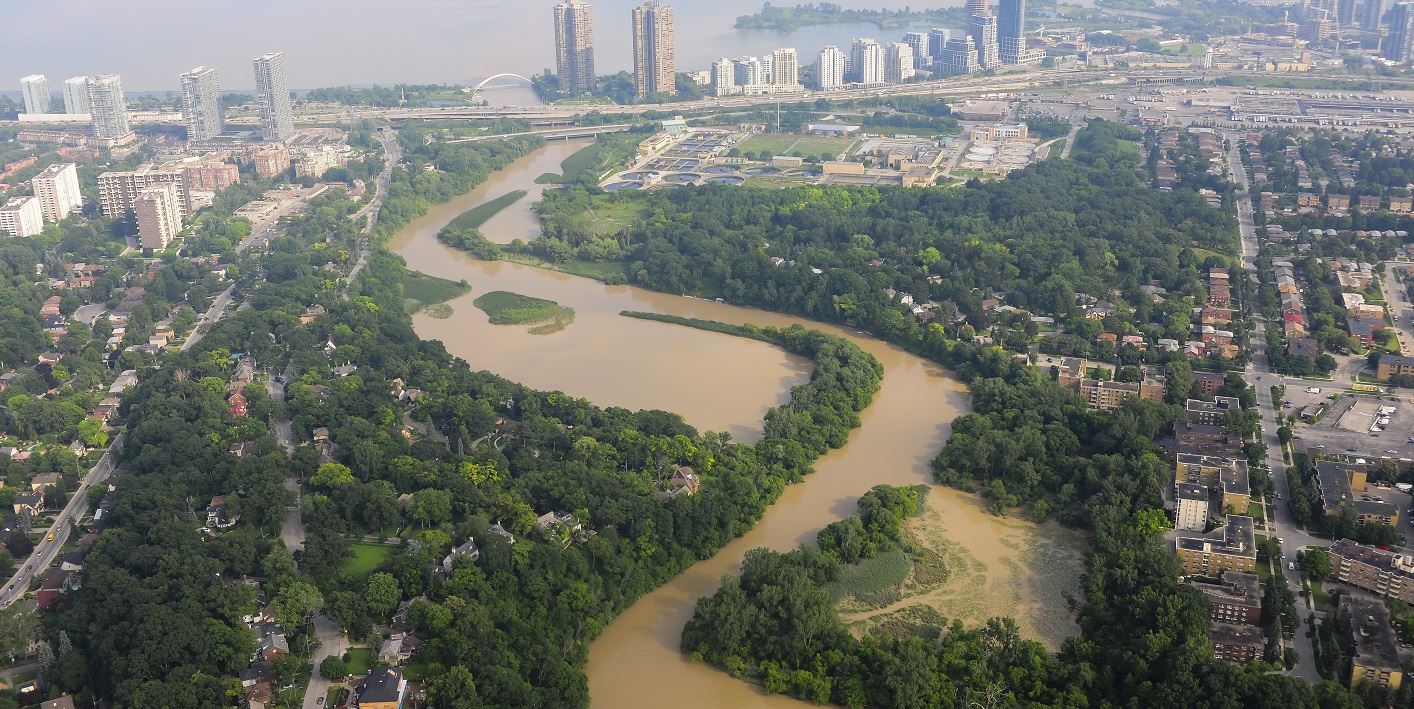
[0,433,123,608]
[1227,134,1322,681]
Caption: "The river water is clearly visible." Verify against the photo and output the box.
[388,140,1082,708]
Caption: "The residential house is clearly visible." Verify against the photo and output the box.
[40,697,77,709]
[29,472,61,491]
[1328,539,1414,604]
[378,633,421,666]
[228,391,248,417]
[312,427,329,443]
[59,551,83,573]
[1342,594,1404,691]
[1358,195,1382,211]
[440,538,480,575]
[534,511,582,534]
[486,521,516,545]
[13,492,43,517]
[1174,515,1256,576]
[1289,337,1319,363]
[356,667,407,709]
[205,495,239,530]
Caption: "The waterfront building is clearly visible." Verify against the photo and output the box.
[771,48,799,86]
[632,0,676,99]
[969,14,1001,69]
[554,0,597,92]
[885,43,915,83]
[904,31,932,69]
[180,66,223,142]
[816,45,846,89]
[20,75,49,115]
[253,52,295,141]
[711,57,737,96]
[850,38,886,84]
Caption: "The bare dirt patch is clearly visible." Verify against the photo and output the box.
[837,486,1087,651]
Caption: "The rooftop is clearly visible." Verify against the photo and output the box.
[1178,482,1208,502]
[1206,621,1264,647]
[1345,594,1403,673]
[1189,571,1262,611]
[1176,515,1256,559]
[1330,538,1414,575]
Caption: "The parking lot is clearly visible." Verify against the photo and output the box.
[1284,386,1414,459]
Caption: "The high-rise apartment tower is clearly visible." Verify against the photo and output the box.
[816,45,847,89]
[86,75,130,139]
[1386,3,1414,62]
[631,1,676,99]
[253,52,295,142]
[62,77,89,115]
[30,163,81,223]
[20,75,49,115]
[554,0,597,92]
[180,66,223,142]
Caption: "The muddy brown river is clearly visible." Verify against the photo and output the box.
[387,140,1082,707]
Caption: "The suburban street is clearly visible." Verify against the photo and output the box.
[0,433,123,609]
[179,283,236,353]
[301,614,349,709]
[1228,134,1322,680]
[343,130,400,297]
[1380,262,1411,356]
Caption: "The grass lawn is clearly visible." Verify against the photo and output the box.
[1255,558,1271,583]
[744,174,819,188]
[1047,141,1064,159]
[586,194,652,236]
[1117,140,1140,157]
[825,546,911,601]
[403,660,433,682]
[344,647,376,676]
[400,270,471,313]
[1310,580,1335,613]
[446,190,528,231]
[737,134,856,159]
[340,542,394,584]
[540,133,641,184]
[1160,42,1207,57]
[1249,503,1265,522]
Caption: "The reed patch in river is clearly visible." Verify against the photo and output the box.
[473,290,576,334]
[835,488,1087,651]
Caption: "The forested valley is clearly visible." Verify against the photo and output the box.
[44,128,886,707]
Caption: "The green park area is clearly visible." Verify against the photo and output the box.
[473,291,576,334]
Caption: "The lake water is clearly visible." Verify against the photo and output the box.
[388,140,1084,708]
[7,0,990,91]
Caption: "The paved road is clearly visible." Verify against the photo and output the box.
[343,130,401,298]
[302,614,348,709]
[1059,123,1082,160]
[236,188,320,255]
[0,434,123,608]
[72,304,107,327]
[1381,261,1412,357]
[1228,135,1323,681]
[180,284,236,353]
[267,369,305,553]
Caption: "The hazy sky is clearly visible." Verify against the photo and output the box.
[3,0,959,92]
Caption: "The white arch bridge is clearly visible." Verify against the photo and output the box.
[469,73,536,101]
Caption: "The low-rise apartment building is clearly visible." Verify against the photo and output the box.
[1378,354,1414,380]
[1342,594,1404,691]
[1188,571,1262,625]
[1175,482,1209,531]
[1329,539,1414,604]
[1317,461,1399,526]
[1175,453,1251,515]
[1186,396,1242,426]
[1175,515,1256,576]
[1207,623,1264,664]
